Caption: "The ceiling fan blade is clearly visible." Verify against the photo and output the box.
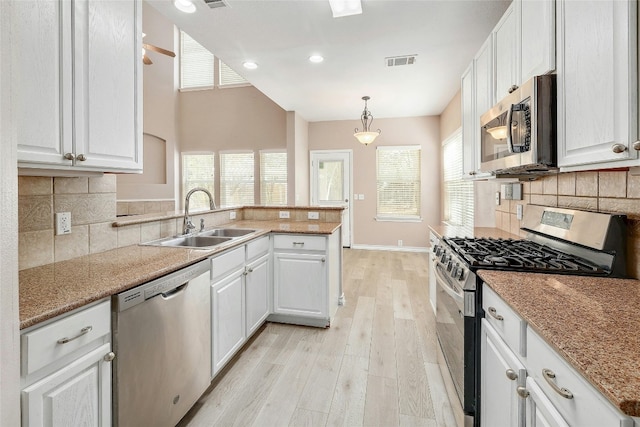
[143,55,152,65]
[143,43,176,58]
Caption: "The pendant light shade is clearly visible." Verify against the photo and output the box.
[354,96,381,145]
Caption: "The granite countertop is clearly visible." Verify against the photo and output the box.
[478,270,640,417]
[429,224,521,240]
[20,220,341,329]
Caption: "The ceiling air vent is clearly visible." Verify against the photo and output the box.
[203,0,228,8]
[385,55,417,67]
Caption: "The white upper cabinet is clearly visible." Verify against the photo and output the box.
[461,63,477,178]
[14,0,142,174]
[557,0,639,171]
[520,0,555,82]
[493,3,519,101]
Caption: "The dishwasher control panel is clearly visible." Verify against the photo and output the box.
[115,260,210,311]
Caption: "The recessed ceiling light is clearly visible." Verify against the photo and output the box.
[328,0,362,18]
[174,0,196,13]
[243,61,258,70]
[309,55,324,63]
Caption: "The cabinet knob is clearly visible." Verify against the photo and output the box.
[516,386,530,399]
[468,171,477,176]
[321,257,326,263]
[103,352,116,362]
[633,141,640,151]
[76,154,87,161]
[505,369,518,381]
[508,84,519,94]
[611,143,627,154]
[64,153,75,161]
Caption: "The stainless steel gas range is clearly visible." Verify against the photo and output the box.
[432,205,627,427]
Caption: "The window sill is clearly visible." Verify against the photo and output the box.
[375,216,423,223]
[179,86,214,92]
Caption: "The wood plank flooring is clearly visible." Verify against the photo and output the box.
[177,249,457,427]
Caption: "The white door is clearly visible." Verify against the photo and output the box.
[310,150,352,247]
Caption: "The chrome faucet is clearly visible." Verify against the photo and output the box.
[183,187,216,235]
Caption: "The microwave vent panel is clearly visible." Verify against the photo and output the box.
[385,55,417,67]
[203,0,228,8]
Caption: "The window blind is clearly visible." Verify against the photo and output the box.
[220,152,255,207]
[260,151,287,205]
[442,130,474,232]
[180,31,214,89]
[182,153,215,211]
[376,146,421,219]
[219,59,248,86]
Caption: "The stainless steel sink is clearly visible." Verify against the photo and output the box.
[153,235,233,248]
[198,228,256,238]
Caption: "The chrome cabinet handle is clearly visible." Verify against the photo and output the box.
[542,368,574,399]
[508,84,519,93]
[103,352,116,362]
[292,242,305,247]
[63,153,75,161]
[505,369,518,381]
[633,141,640,151]
[468,171,477,176]
[516,386,530,398]
[76,154,87,161]
[57,326,92,344]
[487,307,504,321]
[247,267,253,273]
[322,257,326,263]
[612,143,627,153]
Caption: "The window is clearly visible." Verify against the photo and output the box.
[219,59,249,87]
[220,152,254,207]
[442,130,474,232]
[376,146,421,220]
[260,151,287,205]
[180,31,214,89]
[182,153,215,211]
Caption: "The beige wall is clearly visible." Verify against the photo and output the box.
[286,112,310,206]
[309,116,440,248]
[440,89,461,141]
[117,2,178,203]
[494,170,640,278]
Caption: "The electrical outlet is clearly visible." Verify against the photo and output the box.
[308,211,319,220]
[398,240,403,247]
[279,211,290,219]
[359,194,365,200]
[516,204,523,220]
[55,212,72,235]
[229,211,237,220]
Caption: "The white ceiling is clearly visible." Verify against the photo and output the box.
[147,0,511,122]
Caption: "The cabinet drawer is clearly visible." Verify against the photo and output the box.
[246,236,269,260]
[21,301,111,376]
[210,246,245,281]
[527,328,631,426]
[273,234,326,251]
[483,284,526,356]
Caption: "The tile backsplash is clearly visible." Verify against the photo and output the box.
[495,170,640,278]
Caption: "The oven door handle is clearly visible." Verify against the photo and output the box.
[434,264,464,303]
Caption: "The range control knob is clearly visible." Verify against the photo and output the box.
[456,267,465,281]
[433,245,441,257]
[440,253,448,263]
[446,260,454,272]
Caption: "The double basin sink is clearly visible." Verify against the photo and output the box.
[143,228,257,249]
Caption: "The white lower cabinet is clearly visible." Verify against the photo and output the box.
[482,284,633,427]
[481,319,526,427]
[20,300,112,427]
[245,253,270,336]
[273,252,327,318]
[211,267,245,375]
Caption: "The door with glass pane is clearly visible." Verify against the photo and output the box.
[310,150,352,247]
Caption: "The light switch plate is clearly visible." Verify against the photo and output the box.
[308,211,319,220]
[55,212,71,235]
[516,204,523,220]
[279,211,290,219]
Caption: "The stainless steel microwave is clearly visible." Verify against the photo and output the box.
[479,74,556,174]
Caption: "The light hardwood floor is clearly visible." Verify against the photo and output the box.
[178,249,457,427]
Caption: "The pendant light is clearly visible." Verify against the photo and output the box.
[354,96,381,145]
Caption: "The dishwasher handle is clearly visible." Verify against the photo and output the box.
[160,283,188,299]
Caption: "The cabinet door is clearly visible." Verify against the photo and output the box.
[524,377,569,427]
[494,3,519,101]
[73,0,142,171]
[13,0,73,166]
[246,254,270,337]
[481,320,525,427]
[273,252,326,318]
[211,270,245,375]
[461,62,476,178]
[557,0,638,168]
[22,342,112,427]
[520,0,555,81]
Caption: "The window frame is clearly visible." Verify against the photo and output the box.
[219,150,256,207]
[181,151,216,212]
[442,129,474,233]
[179,31,214,91]
[375,145,422,222]
[259,149,288,206]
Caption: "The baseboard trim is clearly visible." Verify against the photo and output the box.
[350,244,429,253]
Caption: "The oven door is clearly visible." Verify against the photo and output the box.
[434,263,477,419]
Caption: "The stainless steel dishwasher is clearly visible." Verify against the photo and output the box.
[112,260,211,427]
